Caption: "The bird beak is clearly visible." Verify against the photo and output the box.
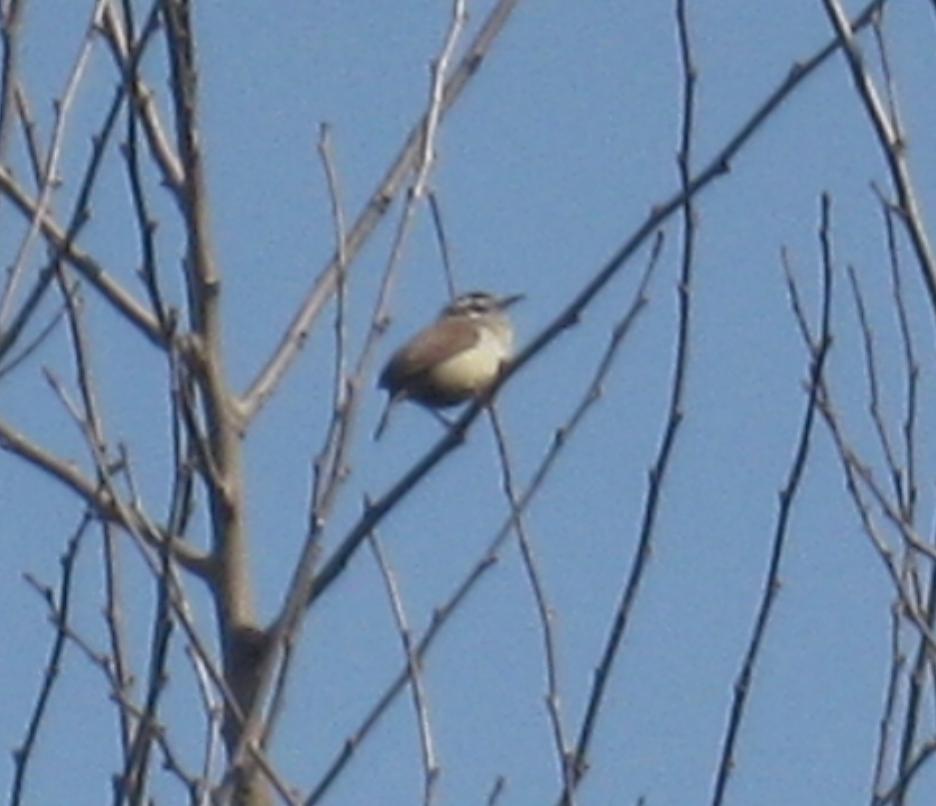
[498,293,525,309]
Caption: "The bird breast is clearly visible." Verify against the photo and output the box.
[418,325,512,406]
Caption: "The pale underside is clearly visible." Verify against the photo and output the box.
[380,317,513,408]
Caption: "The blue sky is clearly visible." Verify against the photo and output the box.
[3,1,936,804]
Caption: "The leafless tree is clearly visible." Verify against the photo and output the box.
[4,1,936,804]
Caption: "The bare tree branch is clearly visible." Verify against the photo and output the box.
[0,415,210,573]
[368,527,439,806]
[821,0,936,319]
[0,0,108,323]
[101,1,185,190]
[488,405,575,802]
[239,0,523,423]
[306,233,659,805]
[566,0,699,790]
[711,195,834,806]
[0,0,26,161]
[10,515,90,806]
[307,0,890,611]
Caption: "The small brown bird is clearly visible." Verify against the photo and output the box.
[374,291,523,439]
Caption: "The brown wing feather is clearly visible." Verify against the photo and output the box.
[380,318,480,395]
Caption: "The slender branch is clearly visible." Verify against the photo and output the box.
[412,0,467,199]
[306,234,659,805]
[308,122,353,528]
[887,175,929,806]
[565,0,698,790]
[428,192,457,300]
[248,125,354,759]
[873,183,918,522]
[0,0,108,323]
[119,535,174,803]
[821,0,936,320]
[0,415,210,573]
[0,0,26,161]
[321,120,350,450]
[872,602,905,798]
[188,641,224,803]
[710,195,834,805]
[101,1,185,190]
[488,406,574,802]
[0,301,67,380]
[367,528,439,806]
[846,266,902,501]
[52,268,138,768]
[307,0,890,609]
[0,1,168,362]
[810,374,936,659]
[876,739,936,805]
[487,776,507,805]
[118,0,174,332]
[239,0,523,422]
[0,165,164,354]
[11,515,90,806]
[13,82,43,182]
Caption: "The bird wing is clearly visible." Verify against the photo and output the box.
[379,317,480,394]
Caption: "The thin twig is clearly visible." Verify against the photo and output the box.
[0,164,165,358]
[186,641,225,804]
[0,302,67,380]
[412,0,467,199]
[256,124,354,757]
[100,1,184,190]
[0,414,210,573]
[39,366,249,777]
[306,234,660,805]
[488,405,574,802]
[0,0,27,160]
[307,0,890,609]
[0,0,109,324]
[875,739,936,805]
[429,192,457,300]
[309,121,352,527]
[239,0,522,423]
[11,515,90,806]
[809,360,936,666]
[367,526,439,806]
[49,181,139,772]
[0,2,168,362]
[846,265,902,500]
[565,0,698,790]
[710,195,834,805]
[872,181,918,520]
[872,601,905,798]
[13,82,43,183]
[118,0,173,332]
[487,776,507,805]
[872,181,930,805]
[821,0,936,320]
